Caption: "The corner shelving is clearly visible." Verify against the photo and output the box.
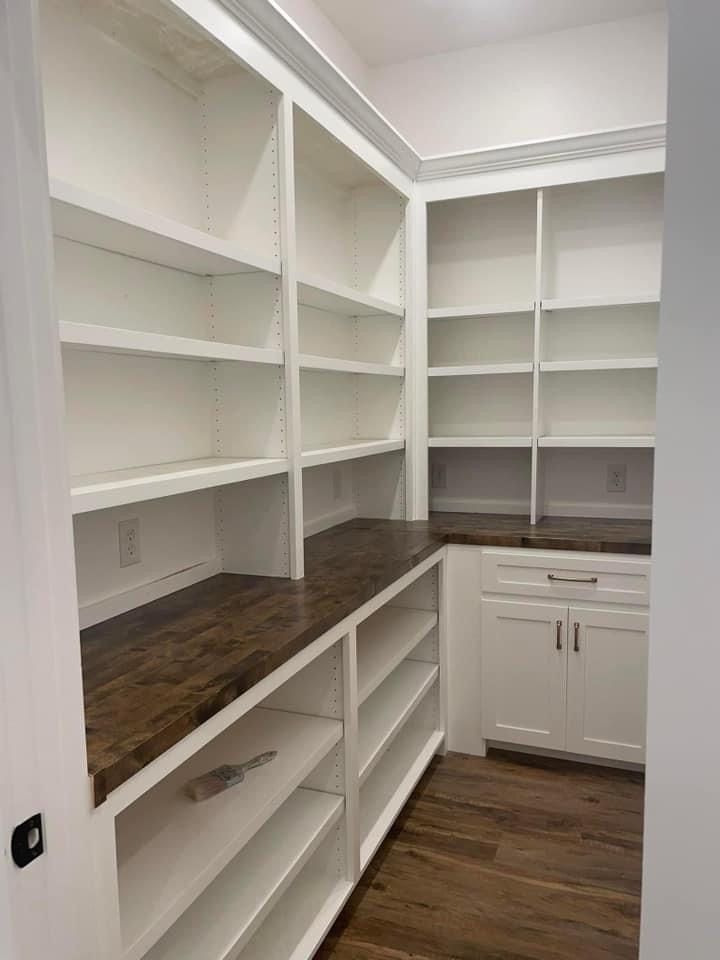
[116,707,342,960]
[143,789,344,960]
[357,606,438,704]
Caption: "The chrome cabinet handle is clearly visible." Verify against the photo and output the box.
[556,619,563,650]
[548,574,598,584]
[574,621,580,652]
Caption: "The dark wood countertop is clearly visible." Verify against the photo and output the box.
[81,513,651,805]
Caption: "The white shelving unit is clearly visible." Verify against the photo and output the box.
[427,173,664,521]
[357,606,438,703]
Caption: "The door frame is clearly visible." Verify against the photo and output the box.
[0,2,97,956]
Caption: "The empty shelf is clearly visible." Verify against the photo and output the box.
[301,439,404,468]
[359,660,439,786]
[60,322,284,366]
[51,179,279,277]
[541,293,660,311]
[298,274,403,319]
[360,724,444,870]
[429,436,532,448]
[428,301,535,319]
[357,606,438,704]
[538,435,656,448]
[143,789,344,960]
[71,457,289,514]
[239,835,353,960]
[540,357,657,372]
[117,707,342,960]
[300,354,404,377]
[429,362,533,377]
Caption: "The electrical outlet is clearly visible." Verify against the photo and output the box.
[431,462,447,490]
[332,467,343,501]
[607,464,627,494]
[118,518,141,567]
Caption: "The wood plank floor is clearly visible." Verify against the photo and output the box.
[316,750,644,960]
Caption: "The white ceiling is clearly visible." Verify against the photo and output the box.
[311,0,666,67]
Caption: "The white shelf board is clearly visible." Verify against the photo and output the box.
[428,301,534,320]
[117,708,342,960]
[357,606,438,705]
[360,725,445,871]
[240,871,353,960]
[143,789,344,960]
[301,439,404,469]
[429,362,533,377]
[60,322,284,366]
[538,435,656,448]
[359,660,439,786]
[540,357,657,372]
[429,436,532,448]
[300,354,404,377]
[50,179,280,277]
[298,274,404,319]
[71,457,289,514]
[541,293,660,311]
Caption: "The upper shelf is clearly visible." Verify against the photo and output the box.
[300,354,403,377]
[297,274,404,319]
[539,358,657,373]
[50,179,280,278]
[429,436,533,448]
[538,435,656,448]
[429,362,533,377]
[60,322,284,366]
[541,293,660,312]
[71,457,289,514]
[301,439,405,469]
[428,301,535,320]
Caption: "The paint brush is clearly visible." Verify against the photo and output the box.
[184,750,277,801]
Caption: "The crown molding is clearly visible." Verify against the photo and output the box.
[417,123,667,181]
[218,0,421,179]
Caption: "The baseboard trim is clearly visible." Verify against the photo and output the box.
[304,504,358,538]
[78,558,223,629]
[430,496,530,515]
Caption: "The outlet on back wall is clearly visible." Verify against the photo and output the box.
[118,518,141,567]
[431,462,447,490]
[607,464,627,494]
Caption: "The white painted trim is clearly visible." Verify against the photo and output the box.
[218,0,420,179]
[78,558,223,629]
[418,123,667,182]
[430,497,529,515]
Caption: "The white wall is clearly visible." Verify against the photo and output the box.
[640,2,720,957]
[368,13,668,155]
[272,0,370,92]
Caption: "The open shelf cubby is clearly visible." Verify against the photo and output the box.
[429,447,533,515]
[542,175,664,303]
[427,189,537,311]
[294,107,406,308]
[429,371,533,446]
[41,0,280,271]
[116,706,343,960]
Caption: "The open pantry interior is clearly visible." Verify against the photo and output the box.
[39,0,411,628]
[427,173,664,522]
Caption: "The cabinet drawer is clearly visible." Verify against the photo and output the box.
[481,550,650,606]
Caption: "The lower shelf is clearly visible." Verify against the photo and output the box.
[301,438,405,468]
[239,833,353,960]
[71,456,289,513]
[144,789,344,960]
[360,724,445,871]
[359,661,439,786]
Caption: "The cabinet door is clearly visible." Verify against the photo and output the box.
[481,600,568,749]
[567,607,648,762]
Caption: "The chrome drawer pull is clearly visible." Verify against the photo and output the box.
[547,574,598,584]
[556,619,563,650]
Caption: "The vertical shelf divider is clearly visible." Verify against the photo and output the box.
[278,95,305,578]
[531,188,545,525]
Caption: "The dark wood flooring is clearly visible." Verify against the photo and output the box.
[317,750,644,960]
